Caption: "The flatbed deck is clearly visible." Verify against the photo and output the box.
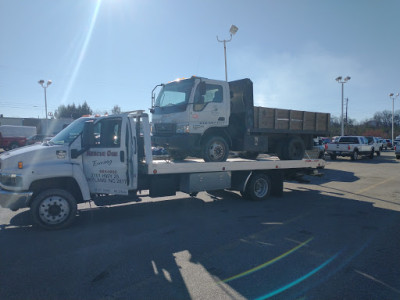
[141,157,326,175]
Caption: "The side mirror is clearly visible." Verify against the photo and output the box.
[82,121,95,148]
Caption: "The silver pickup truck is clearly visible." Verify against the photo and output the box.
[325,136,374,160]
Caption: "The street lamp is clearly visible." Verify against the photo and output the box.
[38,79,52,133]
[389,93,399,143]
[217,25,238,81]
[335,76,351,136]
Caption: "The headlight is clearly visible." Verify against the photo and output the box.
[0,173,23,187]
[176,124,190,134]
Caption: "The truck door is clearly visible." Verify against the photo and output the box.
[189,79,229,134]
[82,116,134,195]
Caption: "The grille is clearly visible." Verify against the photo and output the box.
[154,123,176,135]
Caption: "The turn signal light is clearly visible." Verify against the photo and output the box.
[18,161,23,169]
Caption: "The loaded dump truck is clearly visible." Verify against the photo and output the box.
[0,111,325,230]
[151,77,330,162]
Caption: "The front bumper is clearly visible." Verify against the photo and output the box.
[0,188,32,211]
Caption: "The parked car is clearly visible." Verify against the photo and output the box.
[325,136,374,160]
[395,141,400,159]
[312,138,325,159]
[386,139,393,149]
[26,134,50,145]
[365,136,382,156]
[379,139,388,150]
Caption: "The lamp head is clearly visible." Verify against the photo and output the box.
[344,76,351,82]
[47,80,52,86]
[229,25,238,35]
[389,93,394,97]
[38,79,45,86]
[335,76,342,82]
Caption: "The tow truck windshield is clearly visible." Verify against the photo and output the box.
[50,117,92,145]
[153,78,194,114]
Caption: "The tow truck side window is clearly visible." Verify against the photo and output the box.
[93,118,122,147]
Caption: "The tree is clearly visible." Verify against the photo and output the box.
[112,105,121,115]
[55,101,93,119]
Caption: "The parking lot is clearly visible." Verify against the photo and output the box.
[0,151,399,299]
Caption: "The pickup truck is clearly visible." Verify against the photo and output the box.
[0,132,27,150]
[325,136,374,160]
[0,111,325,230]
[151,77,330,162]
[366,136,382,156]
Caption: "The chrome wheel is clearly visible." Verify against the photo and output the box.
[38,195,71,225]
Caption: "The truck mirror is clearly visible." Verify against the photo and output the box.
[82,121,95,148]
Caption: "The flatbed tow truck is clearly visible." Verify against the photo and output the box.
[0,111,325,229]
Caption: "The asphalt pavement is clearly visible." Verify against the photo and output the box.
[0,151,399,299]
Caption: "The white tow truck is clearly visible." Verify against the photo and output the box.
[0,111,325,229]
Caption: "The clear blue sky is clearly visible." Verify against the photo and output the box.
[1,0,400,121]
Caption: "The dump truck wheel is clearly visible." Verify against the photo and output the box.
[282,136,305,160]
[202,136,229,162]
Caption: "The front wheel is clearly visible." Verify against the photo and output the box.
[202,136,229,162]
[369,150,374,159]
[245,173,271,201]
[30,189,77,230]
[351,151,359,161]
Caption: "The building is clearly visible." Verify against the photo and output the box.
[0,116,73,136]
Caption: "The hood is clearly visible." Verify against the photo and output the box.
[0,143,70,173]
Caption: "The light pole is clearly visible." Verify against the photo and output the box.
[217,25,238,81]
[335,76,351,136]
[38,79,52,133]
[389,93,399,143]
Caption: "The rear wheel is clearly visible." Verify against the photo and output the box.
[330,154,337,160]
[281,136,305,160]
[245,173,271,201]
[30,189,77,230]
[202,136,229,162]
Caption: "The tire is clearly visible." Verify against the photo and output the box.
[376,150,380,157]
[202,136,229,162]
[282,136,305,160]
[318,151,325,159]
[30,189,77,230]
[330,154,337,160]
[245,173,271,201]
[369,150,374,159]
[169,150,187,161]
[351,150,359,161]
[396,155,400,160]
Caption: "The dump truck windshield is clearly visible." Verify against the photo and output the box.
[154,78,194,114]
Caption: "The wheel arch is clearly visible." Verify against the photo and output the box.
[28,177,84,207]
[200,127,232,147]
